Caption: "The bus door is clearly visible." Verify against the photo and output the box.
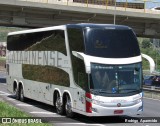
[74,72,86,112]
[44,83,52,102]
[74,88,86,112]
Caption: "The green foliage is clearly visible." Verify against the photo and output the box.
[0,101,29,117]
[0,101,51,126]
[138,37,160,71]
[0,32,7,42]
[0,26,25,41]
[141,39,151,49]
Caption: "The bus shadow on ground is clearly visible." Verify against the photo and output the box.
[7,95,138,124]
[72,115,139,124]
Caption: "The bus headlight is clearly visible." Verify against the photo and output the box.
[92,99,104,105]
[134,98,142,104]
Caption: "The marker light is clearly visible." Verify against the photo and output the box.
[86,93,92,113]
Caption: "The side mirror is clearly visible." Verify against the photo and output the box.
[72,51,91,74]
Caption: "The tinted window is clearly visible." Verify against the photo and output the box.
[68,28,87,89]
[67,28,85,52]
[84,28,140,58]
[71,56,88,89]
[7,30,67,55]
[90,62,142,96]
[22,64,70,87]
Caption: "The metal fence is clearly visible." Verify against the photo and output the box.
[143,85,160,100]
[18,0,160,13]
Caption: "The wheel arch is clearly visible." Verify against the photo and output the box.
[18,81,25,94]
[53,88,61,106]
[63,90,73,107]
[13,79,18,92]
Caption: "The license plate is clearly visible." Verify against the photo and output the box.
[114,110,123,114]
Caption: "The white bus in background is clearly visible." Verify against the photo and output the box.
[6,24,143,117]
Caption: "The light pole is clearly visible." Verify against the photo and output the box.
[114,0,117,25]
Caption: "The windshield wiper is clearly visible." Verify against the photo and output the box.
[90,89,100,95]
[90,89,110,94]
[99,90,108,93]
[120,89,139,93]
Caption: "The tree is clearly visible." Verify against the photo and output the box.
[141,39,151,49]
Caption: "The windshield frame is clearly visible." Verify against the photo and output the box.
[89,62,142,97]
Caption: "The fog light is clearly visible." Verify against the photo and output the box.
[137,106,143,111]
[92,108,98,112]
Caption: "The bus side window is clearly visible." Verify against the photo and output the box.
[68,28,87,89]
[7,30,67,55]
[78,72,87,89]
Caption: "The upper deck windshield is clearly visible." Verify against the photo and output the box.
[84,28,140,58]
[90,63,142,96]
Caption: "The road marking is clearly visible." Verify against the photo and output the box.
[7,98,15,101]
[16,104,33,107]
[0,94,10,96]
[30,111,57,115]
[0,91,11,95]
[144,97,160,102]
[1,83,7,85]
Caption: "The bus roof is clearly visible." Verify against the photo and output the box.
[7,25,66,36]
[66,23,131,30]
[8,23,131,36]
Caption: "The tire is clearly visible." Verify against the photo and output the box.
[19,86,25,102]
[55,93,64,115]
[14,87,20,100]
[65,94,74,118]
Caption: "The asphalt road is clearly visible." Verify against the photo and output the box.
[0,71,160,126]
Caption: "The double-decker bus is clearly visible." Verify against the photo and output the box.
[6,24,143,117]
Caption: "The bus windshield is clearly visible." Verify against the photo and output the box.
[84,28,140,58]
[90,63,142,96]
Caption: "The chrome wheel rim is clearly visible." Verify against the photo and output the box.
[56,97,62,113]
[65,96,72,114]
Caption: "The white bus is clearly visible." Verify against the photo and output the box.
[6,24,143,117]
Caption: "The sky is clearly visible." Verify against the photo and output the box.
[117,0,160,9]
[146,0,160,8]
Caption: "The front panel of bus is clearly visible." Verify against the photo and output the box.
[67,25,143,116]
[88,62,142,115]
[84,26,143,116]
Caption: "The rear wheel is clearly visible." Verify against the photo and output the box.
[19,86,25,102]
[14,87,19,100]
[55,93,64,115]
[65,94,74,118]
